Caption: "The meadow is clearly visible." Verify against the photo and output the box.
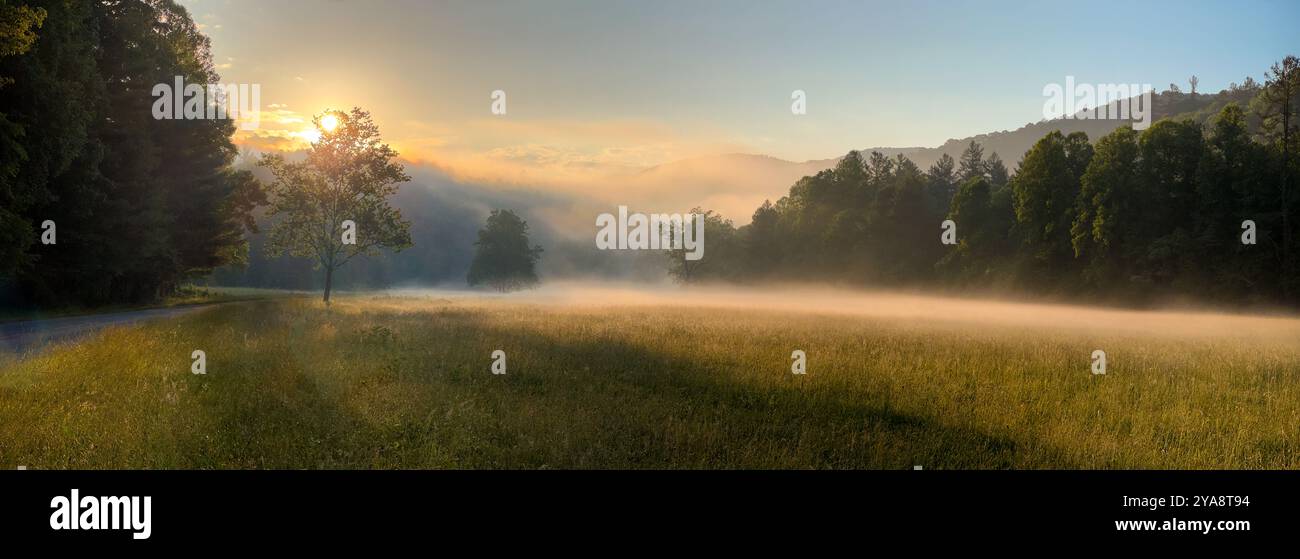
[1,286,1298,469]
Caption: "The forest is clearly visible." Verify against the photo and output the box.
[669,58,1300,308]
[0,0,261,307]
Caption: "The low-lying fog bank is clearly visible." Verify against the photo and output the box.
[378,282,1300,342]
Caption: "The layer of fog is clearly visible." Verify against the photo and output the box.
[218,157,1299,343]
[383,282,1300,342]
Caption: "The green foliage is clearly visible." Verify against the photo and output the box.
[0,1,44,60]
[1133,120,1203,285]
[940,176,1013,280]
[260,108,412,303]
[669,55,1300,307]
[926,152,957,215]
[1197,104,1275,295]
[1072,126,1140,286]
[986,153,1009,188]
[957,140,985,183]
[745,200,780,278]
[0,0,262,307]
[1257,55,1300,300]
[466,209,542,292]
[666,208,740,283]
[0,0,46,277]
[1010,130,1090,280]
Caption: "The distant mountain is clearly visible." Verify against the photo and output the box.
[638,84,1263,223]
[843,84,1263,170]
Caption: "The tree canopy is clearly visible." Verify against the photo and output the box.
[667,55,1300,308]
[466,209,542,292]
[260,108,413,304]
[0,0,262,307]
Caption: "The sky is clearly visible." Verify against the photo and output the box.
[182,0,1300,186]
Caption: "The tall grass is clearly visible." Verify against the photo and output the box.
[1,294,1297,469]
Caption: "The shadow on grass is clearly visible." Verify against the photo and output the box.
[460,318,1080,469]
[152,300,1079,469]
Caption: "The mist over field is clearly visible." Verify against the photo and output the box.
[7,285,1298,470]
[206,161,677,292]
[382,282,1300,341]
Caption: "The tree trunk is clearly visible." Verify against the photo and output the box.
[323,266,333,305]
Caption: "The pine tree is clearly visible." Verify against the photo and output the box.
[958,140,986,183]
[986,152,1009,188]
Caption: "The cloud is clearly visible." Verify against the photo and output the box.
[231,104,316,152]
[231,111,795,224]
[388,117,749,189]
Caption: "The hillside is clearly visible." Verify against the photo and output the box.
[637,83,1266,223]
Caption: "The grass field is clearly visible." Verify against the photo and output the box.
[1,287,1298,469]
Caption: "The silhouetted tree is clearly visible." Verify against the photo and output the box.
[986,152,1009,188]
[467,209,542,292]
[926,152,958,216]
[666,208,737,282]
[0,0,48,278]
[940,177,997,279]
[1197,104,1274,297]
[1072,127,1140,287]
[1,0,262,306]
[260,108,413,304]
[1011,131,1090,280]
[746,200,780,277]
[1259,55,1299,300]
[958,140,986,183]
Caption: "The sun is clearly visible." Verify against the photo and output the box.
[319,114,340,133]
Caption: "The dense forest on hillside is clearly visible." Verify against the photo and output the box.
[670,57,1300,308]
[0,0,260,308]
[835,77,1267,173]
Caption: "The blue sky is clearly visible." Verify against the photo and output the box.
[183,0,1300,173]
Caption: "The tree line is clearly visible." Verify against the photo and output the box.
[670,56,1300,308]
[1,0,261,308]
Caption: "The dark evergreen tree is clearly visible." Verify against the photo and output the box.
[926,152,957,216]
[1,0,263,306]
[986,152,1009,188]
[467,209,543,292]
[958,140,986,183]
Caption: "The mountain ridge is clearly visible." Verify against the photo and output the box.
[634,83,1263,222]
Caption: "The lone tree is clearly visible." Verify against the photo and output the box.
[466,209,542,292]
[260,108,412,304]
